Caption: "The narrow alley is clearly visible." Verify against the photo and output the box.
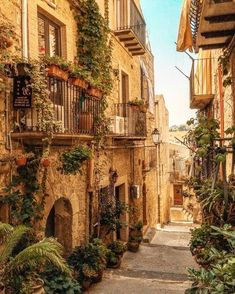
[89,223,197,294]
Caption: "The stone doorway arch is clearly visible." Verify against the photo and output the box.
[45,197,73,254]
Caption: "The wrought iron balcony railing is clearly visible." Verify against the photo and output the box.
[110,103,146,138]
[13,76,101,137]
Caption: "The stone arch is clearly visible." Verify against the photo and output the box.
[45,197,73,254]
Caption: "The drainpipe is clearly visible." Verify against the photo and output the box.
[22,0,28,59]
[218,65,224,139]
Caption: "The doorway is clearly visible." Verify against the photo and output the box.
[45,197,73,254]
[173,184,183,206]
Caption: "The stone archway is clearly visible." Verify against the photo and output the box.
[45,197,73,254]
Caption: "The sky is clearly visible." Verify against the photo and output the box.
[141,0,196,126]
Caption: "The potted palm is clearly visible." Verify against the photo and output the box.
[0,223,70,294]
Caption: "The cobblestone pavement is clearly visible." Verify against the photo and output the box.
[88,224,196,294]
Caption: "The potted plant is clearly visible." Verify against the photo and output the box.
[14,151,34,167]
[67,242,107,289]
[127,221,143,252]
[0,223,70,294]
[128,98,144,110]
[69,65,90,89]
[106,241,127,268]
[42,55,71,81]
[87,78,103,99]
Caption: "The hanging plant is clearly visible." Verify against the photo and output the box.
[59,145,92,175]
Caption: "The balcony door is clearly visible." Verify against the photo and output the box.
[120,71,129,117]
[116,0,129,29]
[173,184,183,206]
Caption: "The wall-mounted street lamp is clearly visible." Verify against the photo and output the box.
[152,128,160,145]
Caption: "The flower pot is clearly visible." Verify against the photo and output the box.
[15,156,27,166]
[129,104,139,111]
[0,283,5,294]
[107,255,122,269]
[139,105,147,113]
[81,279,91,291]
[87,87,102,98]
[79,113,94,131]
[41,157,50,167]
[1,36,13,49]
[69,77,88,89]
[92,269,103,283]
[47,65,69,81]
[31,279,45,294]
[128,241,139,253]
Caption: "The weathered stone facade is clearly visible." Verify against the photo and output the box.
[0,0,160,252]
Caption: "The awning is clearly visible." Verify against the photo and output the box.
[176,0,193,52]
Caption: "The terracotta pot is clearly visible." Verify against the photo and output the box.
[81,279,91,291]
[41,158,50,167]
[79,113,94,131]
[0,283,5,294]
[15,156,27,166]
[47,65,69,81]
[1,36,13,49]
[31,279,45,294]
[139,105,147,113]
[129,104,139,111]
[87,87,102,98]
[69,77,88,89]
[92,270,103,283]
[128,241,139,253]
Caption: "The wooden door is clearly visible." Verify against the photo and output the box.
[173,184,183,206]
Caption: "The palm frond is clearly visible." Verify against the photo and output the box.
[8,237,71,275]
[0,225,29,265]
[0,222,13,239]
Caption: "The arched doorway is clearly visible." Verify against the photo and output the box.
[45,198,73,254]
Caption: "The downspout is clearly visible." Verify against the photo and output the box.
[218,65,224,139]
[22,0,28,59]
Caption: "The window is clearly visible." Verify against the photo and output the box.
[38,13,61,56]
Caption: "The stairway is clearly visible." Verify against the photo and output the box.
[170,206,193,223]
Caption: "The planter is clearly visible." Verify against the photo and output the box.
[107,255,122,269]
[1,36,13,49]
[79,113,94,131]
[92,269,103,283]
[139,105,147,113]
[41,158,50,167]
[15,156,27,166]
[69,77,88,89]
[87,87,102,98]
[0,283,5,294]
[31,279,45,294]
[47,65,69,81]
[128,241,139,253]
[129,104,139,111]
[81,279,92,291]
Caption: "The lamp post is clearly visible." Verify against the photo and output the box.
[152,128,160,145]
[152,128,161,225]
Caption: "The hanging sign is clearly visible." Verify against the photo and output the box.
[13,76,32,108]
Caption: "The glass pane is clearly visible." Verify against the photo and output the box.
[38,17,46,56]
[49,24,58,56]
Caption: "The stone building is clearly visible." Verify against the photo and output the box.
[0,0,160,252]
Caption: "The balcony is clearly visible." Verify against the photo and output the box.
[114,0,146,56]
[110,103,146,139]
[192,0,235,49]
[12,76,101,144]
[189,58,214,109]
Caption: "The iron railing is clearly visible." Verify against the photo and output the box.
[116,0,146,47]
[113,103,146,137]
[13,76,101,135]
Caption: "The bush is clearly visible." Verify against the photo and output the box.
[41,265,81,294]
